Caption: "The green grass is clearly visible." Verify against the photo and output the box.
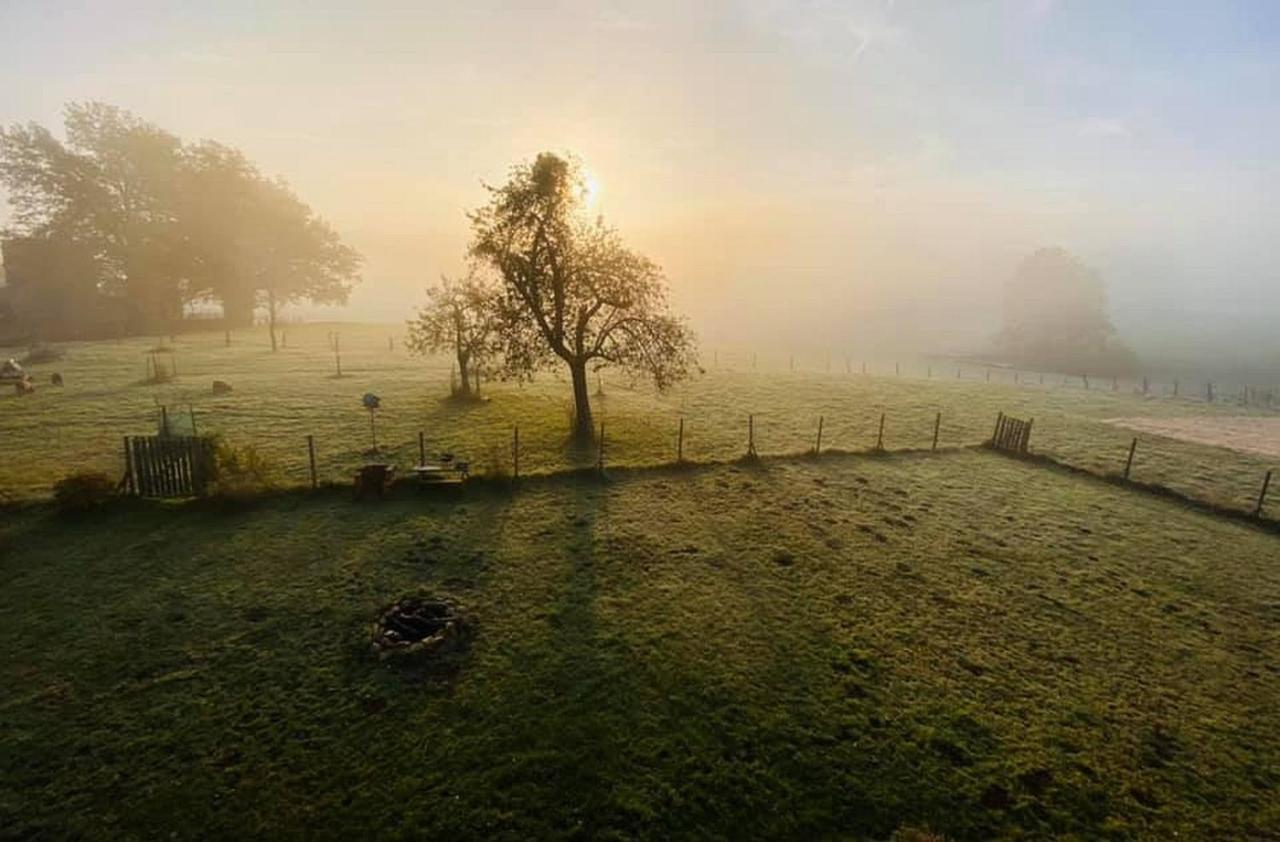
[2,449,1279,839]
[1,324,1275,514]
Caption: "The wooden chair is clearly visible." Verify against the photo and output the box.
[354,463,396,499]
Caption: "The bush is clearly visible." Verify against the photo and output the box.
[53,471,116,512]
[211,439,274,498]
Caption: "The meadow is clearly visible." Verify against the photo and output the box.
[0,323,1276,516]
[3,449,1279,839]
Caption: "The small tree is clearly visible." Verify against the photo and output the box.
[470,152,696,440]
[405,271,498,398]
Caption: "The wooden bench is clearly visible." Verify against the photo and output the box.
[412,461,469,490]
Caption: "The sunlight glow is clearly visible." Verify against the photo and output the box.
[582,172,601,209]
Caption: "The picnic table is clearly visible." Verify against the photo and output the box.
[412,459,470,487]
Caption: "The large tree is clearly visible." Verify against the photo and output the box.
[0,102,360,338]
[233,176,361,351]
[470,153,696,440]
[405,270,499,398]
[997,247,1138,376]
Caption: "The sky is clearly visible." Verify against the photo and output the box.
[1,0,1277,357]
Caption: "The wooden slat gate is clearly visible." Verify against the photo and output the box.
[990,412,1033,454]
[122,435,216,498]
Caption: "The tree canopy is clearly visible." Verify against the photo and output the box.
[0,102,360,338]
[470,152,696,439]
[996,247,1138,376]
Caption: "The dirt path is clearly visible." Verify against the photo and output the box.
[1105,416,1280,460]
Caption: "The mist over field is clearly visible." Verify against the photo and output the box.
[4,4,1280,840]
[2,1,1277,366]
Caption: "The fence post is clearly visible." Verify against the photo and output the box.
[1256,470,1273,518]
[1123,437,1137,480]
[122,437,134,495]
[189,405,197,437]
[161,406,170,437]
[815,415,824,455]
[1174,379,1179,396]
[513,426,520,481]
[224,330,230,347]
[307,435,317,489]
[334,334,342,378]
[991,412,1004,445]
[677,417,684,463]
[418,431,425,467]
[1206,381,1214,403]
[747,414,757,458]
[895,362,900,376]
[876,412,885,451]
[1022,418,1034,453]
[932,411,941,451]
[597,421,606,473]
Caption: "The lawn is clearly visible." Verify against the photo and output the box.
[1,324,1276,515]
[2,449,1278,839]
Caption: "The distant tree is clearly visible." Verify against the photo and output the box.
[996,247,1138,376]
[405,270,499,398]
[178,142,360,341]
[1,103,188,330]
[470,153,696,440]
[0,235,102,335]
[0,102,360,339]
[235,177,361,351]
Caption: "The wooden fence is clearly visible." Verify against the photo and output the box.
[123,435,216,498]
[991,412,1033,454]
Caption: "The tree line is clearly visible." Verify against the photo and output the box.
[0,102,360,343]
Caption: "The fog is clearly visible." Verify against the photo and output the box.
[2,0,1276,365]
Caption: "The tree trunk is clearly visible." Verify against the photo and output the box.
[569,359,594,441]
[267,289,278,352]
[456,350,472,397]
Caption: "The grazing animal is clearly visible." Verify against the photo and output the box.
[15,377,35,395]
[212,380,233,395]
[51,372,64,387]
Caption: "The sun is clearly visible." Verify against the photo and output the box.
[581,171,602,209]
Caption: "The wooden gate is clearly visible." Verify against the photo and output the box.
[123,435,216,498]
[991,412,1033,454]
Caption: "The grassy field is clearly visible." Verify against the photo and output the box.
[3,449,1279,839]
[1,323,1276,514]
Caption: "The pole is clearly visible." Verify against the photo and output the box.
[122,437,134,495]
[876,412,885,451]
[815,415,824,455]
[1256,470,1273,518]
[677,417,684,463]
[307,435,317,489]
[335,334,342,378]
[748,414,756,458]
[1124,437,1137,480]
[513,426,520,481]
[932,411,941,451]
[161,406,169,437]
[418,431,425,467]
[189,405,197,438]
[597,421,606,473]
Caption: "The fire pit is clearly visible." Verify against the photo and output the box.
[370,596,467,661]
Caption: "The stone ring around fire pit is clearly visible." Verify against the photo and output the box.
[370,596,468,661]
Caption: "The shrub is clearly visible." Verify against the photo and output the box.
[53,471,116,512]
[211,439,275,498]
